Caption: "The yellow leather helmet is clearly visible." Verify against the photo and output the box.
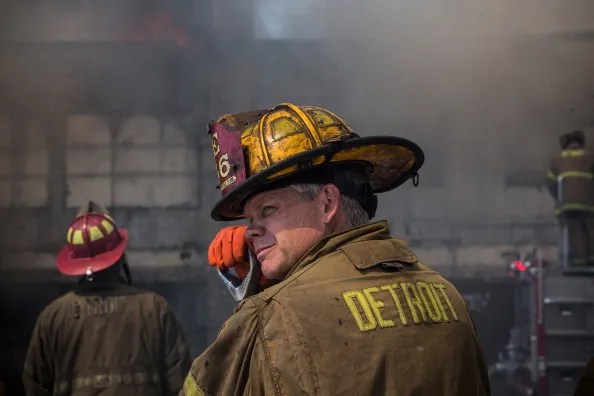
[209,103,424,221]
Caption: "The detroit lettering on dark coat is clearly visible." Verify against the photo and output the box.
[71,296,125,319]
[342,282,459,332]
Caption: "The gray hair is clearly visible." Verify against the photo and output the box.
[291,183,369,227]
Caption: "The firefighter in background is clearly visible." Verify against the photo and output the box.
[181,103,490,395]
[23,201,191,396]
[547,130,594,266]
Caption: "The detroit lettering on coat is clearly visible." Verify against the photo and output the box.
[71,297,124,319]
[341,282,459,332]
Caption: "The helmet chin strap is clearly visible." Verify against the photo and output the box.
[121,255,133,285]
[217,250,261,301]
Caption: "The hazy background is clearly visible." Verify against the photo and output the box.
[0,0,592,394]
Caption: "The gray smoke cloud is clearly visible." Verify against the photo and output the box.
[1,0,593,221]
[234,0,594,225]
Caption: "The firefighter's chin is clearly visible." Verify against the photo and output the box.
[259,248,290,281]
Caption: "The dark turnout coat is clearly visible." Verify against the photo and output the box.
[23,279,190,396]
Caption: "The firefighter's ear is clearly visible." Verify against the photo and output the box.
[319,184,341,225]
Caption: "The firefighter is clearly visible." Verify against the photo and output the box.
[547,130,594,267]
[181,103,491,395]
[23,201,191,396]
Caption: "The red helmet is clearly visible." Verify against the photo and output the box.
[56,201,128,276]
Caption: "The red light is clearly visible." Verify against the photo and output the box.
[514,260,527,272]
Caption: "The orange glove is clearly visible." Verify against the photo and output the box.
[208,225,248,270]
[208,226,274,288]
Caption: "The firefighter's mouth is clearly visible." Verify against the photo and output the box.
[256,245,274,261]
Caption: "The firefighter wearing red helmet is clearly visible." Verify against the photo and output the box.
[23,201,191,396]
[181,103,490,396]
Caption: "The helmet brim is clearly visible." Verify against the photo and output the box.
[56,229,129,276]
[211,136,424,221]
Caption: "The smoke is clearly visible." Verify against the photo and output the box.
[247,0,594,222]
[250,0,593,135]
[0,2,592,387]
[0,0,592,222]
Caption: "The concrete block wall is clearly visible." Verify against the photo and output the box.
[0,119,50,209]
[65,115,199,208]
[0,112,224,261]
[0,86,570,280]
[0,111,232,344]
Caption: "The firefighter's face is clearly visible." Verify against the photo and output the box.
[243,185,337,280]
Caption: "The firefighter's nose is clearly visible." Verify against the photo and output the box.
[245,225,264,242]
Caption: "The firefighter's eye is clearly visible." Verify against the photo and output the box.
[261,205,276,217]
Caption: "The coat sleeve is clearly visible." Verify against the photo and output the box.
[179,299,278,396]
[159,299,192,396]
[22,308,54,396]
